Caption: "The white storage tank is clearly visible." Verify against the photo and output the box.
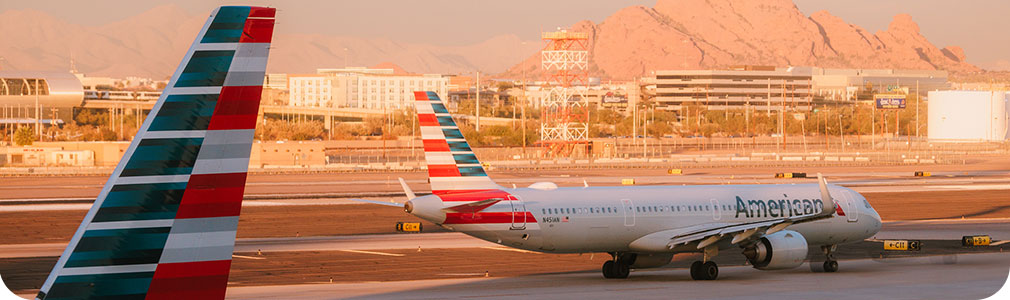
[927,91,1008,141]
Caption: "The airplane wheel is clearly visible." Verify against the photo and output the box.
[602,261,615,278]
[701,261,719,280]
[613,262,630,279]
[690,261,703,280]
[824,260,838,273]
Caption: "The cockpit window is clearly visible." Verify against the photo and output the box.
[863,199,871,209]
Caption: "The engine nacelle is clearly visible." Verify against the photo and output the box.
[628,253,674,269]
[743,230,808,270]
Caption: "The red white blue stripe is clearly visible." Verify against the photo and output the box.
[37,6,275,300]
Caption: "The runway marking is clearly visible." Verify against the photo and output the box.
[232,255,266,260]
[439,273,486,276]
[338,249,405,257]
[480,246,540,254]
[991,240,1010,246]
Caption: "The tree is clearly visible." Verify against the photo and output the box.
[14,126,34,146]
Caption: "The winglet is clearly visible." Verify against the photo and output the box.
[817,173,837,217]
[398,177,416,200]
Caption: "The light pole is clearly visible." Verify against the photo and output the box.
[475,71,480,131]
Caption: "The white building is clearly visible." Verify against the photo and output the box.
[288,67,448,110]
[264,73,288,90]
[928,90,1009,142]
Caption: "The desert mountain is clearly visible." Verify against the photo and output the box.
[502,0,980,80]
[0,5,540,78]
[1,1,982,80]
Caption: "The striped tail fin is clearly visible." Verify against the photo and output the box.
[35,6,275,300]
[414,91,502,195]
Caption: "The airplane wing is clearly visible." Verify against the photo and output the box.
[630,174,838,252]
[36,6,275,300]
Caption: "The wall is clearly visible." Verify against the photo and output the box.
[250,141,326,167]
[928,91,1008,141]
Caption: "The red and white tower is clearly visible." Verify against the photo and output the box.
[539,29,590,156]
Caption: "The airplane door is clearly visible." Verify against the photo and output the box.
[710,198,721,221]
[621,198,635,226]
[508,195,526,230]
[838,190,859,222]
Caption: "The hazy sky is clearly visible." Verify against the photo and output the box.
[4,0,1008,70]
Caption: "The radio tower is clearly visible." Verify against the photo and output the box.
[539,28,590,157]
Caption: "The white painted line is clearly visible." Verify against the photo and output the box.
[338,249,405,257]
[480,246,539,254]
[232,254,266,260]
[991,240,1010,246]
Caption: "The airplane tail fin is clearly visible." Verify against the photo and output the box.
[36,6,275,300]
[414,91,502,196]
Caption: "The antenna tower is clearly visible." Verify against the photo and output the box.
[539,29,590,157]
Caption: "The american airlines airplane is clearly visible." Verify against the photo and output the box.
[362,91,883,281]
[34,6,275,299]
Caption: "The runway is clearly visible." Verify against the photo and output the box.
[221,252,1010,300]
[2,219,1007,259]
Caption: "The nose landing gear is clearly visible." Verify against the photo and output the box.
[810,244,839,273]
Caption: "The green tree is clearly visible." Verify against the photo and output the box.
[14,126,34,146]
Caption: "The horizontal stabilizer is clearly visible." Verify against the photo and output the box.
[440,198,501,213]
[349,198,405,207]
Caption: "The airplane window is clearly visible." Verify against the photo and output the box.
[542,209,546,214]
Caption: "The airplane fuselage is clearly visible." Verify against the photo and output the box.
[409,183,882,254]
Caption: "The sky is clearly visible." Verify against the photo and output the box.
[3,0,1008,70]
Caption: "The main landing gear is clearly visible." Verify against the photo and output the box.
[810,244,839,273]
[690,261,718,280]
[690,245,719,280]
[602,253,632,279]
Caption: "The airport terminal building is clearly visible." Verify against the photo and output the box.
[0,71,84,124]
[654,66,814,111]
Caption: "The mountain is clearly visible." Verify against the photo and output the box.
[0,5,541,78]
[0,2,983,80]
[501,0,981,80]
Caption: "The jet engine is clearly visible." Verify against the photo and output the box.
[742,230,808,270]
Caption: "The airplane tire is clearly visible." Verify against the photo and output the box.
[690,261,703,280]
[613,262,630,279]
[701,261,719,280]
[602,261,615,278]
[824,260,838,273]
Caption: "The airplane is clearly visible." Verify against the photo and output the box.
[34,6,275,299]
[362,91,883,280]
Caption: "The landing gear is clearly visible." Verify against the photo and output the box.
[690,261,718,280]
[810,244,839,273]
[601,253,631,279]
[823,260,839,272]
